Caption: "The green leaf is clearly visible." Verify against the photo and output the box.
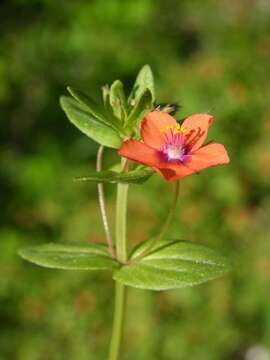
[60,96,122,149]
[75,167,154,184]
[109,80,127,121]
[113,240,232,290]
[125,89,153,134]
[19,243,118,270]
[129,64,155,105]
[67,86,119,129]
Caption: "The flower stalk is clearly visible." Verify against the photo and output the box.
[157,180,180,241]
[133,180,180,262]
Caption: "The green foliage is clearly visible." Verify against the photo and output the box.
[75,167,154,184]
[60,96,122,148]
[67,86,119,130]
[125,89,153,135]
[19,238,231,291]
[129,64,155,105]
[19,243,118,270]
[114,240,231,290]
[109,80,127,122]
[62,64,155,145]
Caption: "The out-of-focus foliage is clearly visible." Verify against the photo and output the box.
[1,0,270,359]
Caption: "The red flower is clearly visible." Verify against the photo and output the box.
[119,111,230,181]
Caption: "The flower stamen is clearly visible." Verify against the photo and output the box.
[185,127,205,148]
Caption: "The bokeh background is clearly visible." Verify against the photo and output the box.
[1,0,270,359]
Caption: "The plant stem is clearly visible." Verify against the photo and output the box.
[115,182,129,264]
[108,158,129,360]
[133,181,180,262]
[96,146,115,258]
[157,180,180,242]
[108,282,126,360]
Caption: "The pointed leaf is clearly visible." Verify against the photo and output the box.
[129,64,155,105]
[110,80,127,121]
[113,240,232,290]
[60,96,122,149]
[102,84,119,123]
[19,243,118,270]
[67,87,119,130]
[125,89,153,134]
[75,167,154,184]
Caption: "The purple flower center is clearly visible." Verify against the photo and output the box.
[163,143,188,162]
[165,144,185,159]
[162,132,190,163]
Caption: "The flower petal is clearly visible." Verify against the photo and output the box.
[185,143,230,172]
[154,164,195,181]
[182,113,214,152]
[141,111,177,150]
[118,140,162,167]
[154,143,230,182]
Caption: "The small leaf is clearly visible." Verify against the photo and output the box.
[125,89,153,134]
[60,96,122,149]
[75,167,154,184]
[113,240,232,290]
[110,80,127,121]
[67,87,119,130]
[129,64,155,105]
[102,84,118,122]
[19,243,118,270]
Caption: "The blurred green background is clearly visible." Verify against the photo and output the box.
[1,0,270,359]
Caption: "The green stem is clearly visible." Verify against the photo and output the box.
[132,181,180,262]
[115,182,129,263]
[157,180,180,242]
[108,282,126,360]
[108,159,129,360]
